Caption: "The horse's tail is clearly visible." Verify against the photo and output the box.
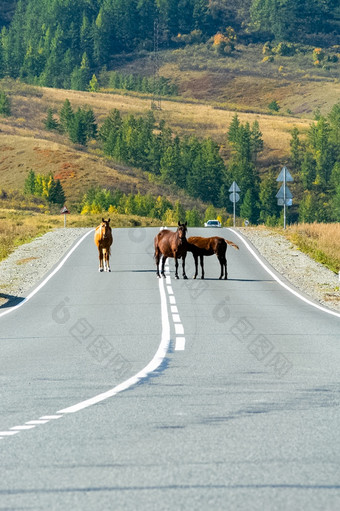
[225,239,239,250]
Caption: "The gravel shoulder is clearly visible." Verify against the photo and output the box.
[238,227,340,313]
[0,226,339,313]
[0,228,90,308]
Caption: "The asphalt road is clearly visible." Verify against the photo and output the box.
[0,227,339,511]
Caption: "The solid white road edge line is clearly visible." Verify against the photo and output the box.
[57,277,171,414]
[0,229,94,319]
[230,228,340,319]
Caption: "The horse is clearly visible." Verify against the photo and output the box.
[94,218,113,272]
[187,236,239,280]
[154,222,189,279]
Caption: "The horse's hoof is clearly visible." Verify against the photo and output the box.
[183,275,188,280]
[175,276,179,279]
[99,268,104,272]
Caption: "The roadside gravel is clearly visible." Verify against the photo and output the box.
[0,226,339,313]
[0,228,90,307]
[238,227,340,313]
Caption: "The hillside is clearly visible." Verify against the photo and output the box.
[0,78,312,203]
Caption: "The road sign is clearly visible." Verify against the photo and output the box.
[229,181,240,192]
[277,198,293,206]
[276,166,293,182]
[228,181,240,227]
[276,184,293,200]
[60,206,70,227]
[229,192,240,203]
[276,166,293,229]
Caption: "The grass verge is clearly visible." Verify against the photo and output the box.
[0,209,161,263]
[284,223,340,274]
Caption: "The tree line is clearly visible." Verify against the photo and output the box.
[81,187,207,226]
[0,0,338,88]
[289,103,340,223]
[24,169,65,205]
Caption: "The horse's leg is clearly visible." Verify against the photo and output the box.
[174,257,179,279]
[104,248,111,272]
[224,255,228,280]
[192,253,198,279]
[182,254,188,279]
[200,254,205,279]
[98,248,104,272]
[107,250,111,272]
[218,255,224,279]
[161,255,167,277]
[155,247,161,278]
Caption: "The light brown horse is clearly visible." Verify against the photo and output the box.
[187,236,239,280]
[154,222,188,279]
[94,218,113,272]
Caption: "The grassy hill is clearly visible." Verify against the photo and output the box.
[0,42,339,211]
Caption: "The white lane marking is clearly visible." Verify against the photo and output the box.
[169,295,176,304]
[175,323,184,335]
[26,420,50,425]
[57,277,171,414]
[40,415,63,420]
[175,337,186,351]
[167,285,174,295]
[230,228,340,319]
[172,314,181,323]
[11,425,36,430]
[171,305,178,313]
[0,431,19,436]
[166,276,171,284]
[0,230,94,318]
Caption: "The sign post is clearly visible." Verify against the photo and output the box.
[60,206,70,227]
[229,181,240,227]
[276,166,293,229]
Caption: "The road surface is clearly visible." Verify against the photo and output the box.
[0,227,339,510]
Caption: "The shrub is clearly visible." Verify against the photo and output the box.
[268,100,280,112]
[0,91,11,116]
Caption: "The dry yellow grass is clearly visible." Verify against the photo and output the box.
[0,209,161,263]
[0,83,312,172]
[285,223,340,273]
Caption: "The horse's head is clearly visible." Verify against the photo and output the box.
[100,218,111,239]
[177,221,188,241]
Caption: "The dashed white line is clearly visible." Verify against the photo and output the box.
[11,425,36,431]
[175,337,186,351]
[175,323,184,335]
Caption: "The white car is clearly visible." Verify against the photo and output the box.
[204,219,221,228]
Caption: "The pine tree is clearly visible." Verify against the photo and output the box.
[48,178,65,205]
[89,73,99,92]
[0,90,11,116]
[24,169,36,195]
[259,171,280,224]
[59,99,74,133]
[290,127,301,171]
[68,108,88,145]
[44,108,59,131]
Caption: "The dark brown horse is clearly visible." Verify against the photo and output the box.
[94,218,113,272]
[154,222,188,279]
[187,236,239,280]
